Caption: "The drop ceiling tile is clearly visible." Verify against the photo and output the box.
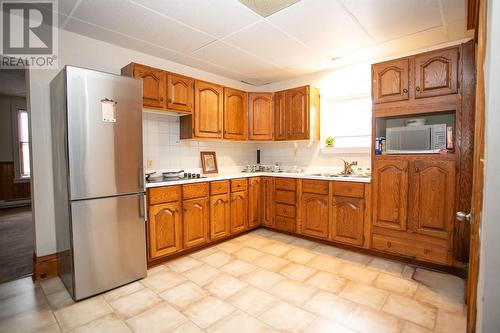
[64,17,185,65]
[268,0,373,55]
[179,56,245,81]
[131,0,261,38]
[225,21,316,68]
[71,0,214,53]
[341,0,443,42]
[190,41,280,75]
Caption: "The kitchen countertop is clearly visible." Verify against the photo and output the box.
[145,172,371,188]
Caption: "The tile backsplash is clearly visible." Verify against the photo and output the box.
[143,112,372,174]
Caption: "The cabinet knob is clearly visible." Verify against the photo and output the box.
[416,86,421,92]
[387,241,392,248]
[159,97,164,102]
[331,202,337,207]
[415,167,420,172]
[402,88,408,94]
[168,98,172,103]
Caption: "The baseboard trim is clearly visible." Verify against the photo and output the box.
[33,253,58,281]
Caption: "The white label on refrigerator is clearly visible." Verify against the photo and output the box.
[101,99,116,123]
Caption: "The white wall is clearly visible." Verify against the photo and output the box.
[476,0,500,332]
[29,29,254,256]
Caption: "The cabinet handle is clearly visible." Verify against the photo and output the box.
[387,241,392,248]
[168,98,172,103]
[416,86,421,92]
[159,97,164,102]
[331,202,337,207]
[415,167,420,172]
[424,249,430,254]
[175,209,179,213]
[403,88,408,94]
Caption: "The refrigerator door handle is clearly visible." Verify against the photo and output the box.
[138,194,146,220]
[138,165,144,191]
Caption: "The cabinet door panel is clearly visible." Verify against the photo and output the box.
[274,91,286,141]
[167,73,194,113]
[248,177,261,228]
[230,191,248,233]
[372,160,409,231]
[409,160,455,238]
[194,81,223,138]
[210,194,230,241]
[372,59,409,104]
[261,177,274,227]
[331,196,364,246]
[248,93,273,140]
[224,88,247,140]
[133,64,166,109]
[148,202,181,259]
[183,197,209,249]
[285,87,309,140]
[300,193,329,239]
[414,48,458,98]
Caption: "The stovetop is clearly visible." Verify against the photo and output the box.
[146,172,206,184]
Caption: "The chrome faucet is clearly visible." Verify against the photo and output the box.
[340,159,358,175]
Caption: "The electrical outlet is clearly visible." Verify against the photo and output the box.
[147,159,153,169]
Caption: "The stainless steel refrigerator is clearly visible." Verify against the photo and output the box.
[50,66,146,301]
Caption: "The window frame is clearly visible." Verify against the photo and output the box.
[12,106,31,182]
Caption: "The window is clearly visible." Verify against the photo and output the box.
[16,109,30,179]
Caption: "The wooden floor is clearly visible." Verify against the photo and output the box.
[0,206,34,283]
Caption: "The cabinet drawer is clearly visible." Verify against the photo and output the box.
[231,178,248,192]
[302,180,329,194]
[372,234,415,258]
[332,182,364,198]
[210,180,229,195]
[183,182,209,199]
[149,185,180,205]
[275,216,296,232]
[415,244,448,265]
[275,203,296,218]
[275,190,296,205]
[275,178,297,191]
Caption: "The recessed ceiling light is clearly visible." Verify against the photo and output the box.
[239,0,301,17]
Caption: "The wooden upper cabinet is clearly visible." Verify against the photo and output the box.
[261,177,274,227]
[372,59,409,104]
[330,196,364,246]
[230,190,248,233]
[148,202,182,259]
[209,193,231,241]
[300,193,329,239]
[274,91,286,141]
[183,197,209,249]
[248,93,274,140]
[194,80,224,138]
[167,73,194,113]
[248,177,261,228]
[408,159,455,239]
[372,160,409,231]
[414,48,458,98]
[124,63,167,109]
[224,88,247,140]
[285,86,309,140]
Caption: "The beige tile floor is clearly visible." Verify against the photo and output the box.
[0,229,467,333]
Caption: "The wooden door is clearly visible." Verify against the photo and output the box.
[248,177,261,228]
[133,64,166,109]
[224,88,247,140]
[210,193,230,241]
[274,91,286,141]
[248,93,273,140]
[414,48,458,98]
[372,59,409,104]
[183,197,209,249]
[331,196,364,246]
[230,191,248,233]
[409,159,456,239]
[285,86,309,140]
[300,193,329,239]
[261,177,274,227]
[167,73,194,113]
[194,80,223,138]
[148,202,182,259]
[372,159,409,231]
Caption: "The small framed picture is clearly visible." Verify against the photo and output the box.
[200,151,218,174]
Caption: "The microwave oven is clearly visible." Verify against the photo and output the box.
[386,124,447,154]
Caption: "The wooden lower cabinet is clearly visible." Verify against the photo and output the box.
[231,191,248,233]
[261,177,274,227]
[183,197,209,249]
[148,202,182,259]
[209,193,230,241]
[330,196,364,246]
[299,193,329,239]
[248,177,261,228]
